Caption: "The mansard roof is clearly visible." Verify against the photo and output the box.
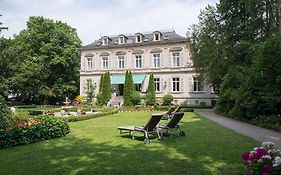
[81,30,187,50]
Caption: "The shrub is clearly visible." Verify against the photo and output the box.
[63,110,118,122]
[96,92,104,106]
[0,96,11,129]
[162,94,174,106]
[145,92,156,106]
[131,91,141,106]
[0,115,70,149]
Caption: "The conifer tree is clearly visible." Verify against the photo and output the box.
[146,74,156,105]
[123,70,131,106]
[103,72,111,105]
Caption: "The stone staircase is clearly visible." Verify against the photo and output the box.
[109,95,123,107]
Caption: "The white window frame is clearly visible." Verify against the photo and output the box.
[85,57,93,70]
[102,37,108,45]
[119,36,125,44]
[153,53,160,68]
[172,52,180,67]
[118,55,125,69]
[154,33,160,41]
[135,34,142,43]
[135,55,142,68]
[172,77,180,92]
[102,57,109,69]
[193,77,203,92]
[154,78,160,92]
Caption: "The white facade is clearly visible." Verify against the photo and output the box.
[80,30,216,106]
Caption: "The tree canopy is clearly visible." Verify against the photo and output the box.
[188,0,281,119]
[1,16,81,104]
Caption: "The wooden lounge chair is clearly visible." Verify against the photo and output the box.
[118,113,163,144]
[162,106,176,120]
[158,112,185,139]
[163,105,181,120]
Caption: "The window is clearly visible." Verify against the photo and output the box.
[86,79,92,92]
[119,36,125,44]
[154,33,160,41]
[118,56,125,69]
[135,55,142,68]
[102,57,109,69]
[193,77,203,92]
[153,53,160,68]
[85,57,93,70]
[136,34,142,43]
[102,37,108,45]
[154,78,160,92]
[172,52,180,67]
[172,78,180,92]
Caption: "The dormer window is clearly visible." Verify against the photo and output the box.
[102,37,109,45]
[135,33,143,43]
[153,31,162,41]
[118,35,126,44]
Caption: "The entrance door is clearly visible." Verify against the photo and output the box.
[118,84,124,96]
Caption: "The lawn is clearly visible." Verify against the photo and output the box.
[0,112,258,175]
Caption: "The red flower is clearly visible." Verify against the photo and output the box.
[242,152,250,160]
[256,148,268,159]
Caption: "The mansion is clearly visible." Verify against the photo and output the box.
[80,30,216,106]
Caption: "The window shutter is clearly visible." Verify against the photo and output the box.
[84,58,87,71]
[180,77,184,92]
[151,54,153,68]
[160,53,163,68]
[132,55,135,68]
[180,52,184,67]
[167,78,171,92]
[115,56,118,69]
[189,77,193,92]
[169,53,172,67]
[160,77,164,92]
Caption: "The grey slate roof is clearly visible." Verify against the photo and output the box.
[81,30,187,50]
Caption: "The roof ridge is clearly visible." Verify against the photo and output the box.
[105,29,175,38]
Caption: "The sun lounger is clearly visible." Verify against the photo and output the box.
[118,113,163,144]
[158,112,185,138]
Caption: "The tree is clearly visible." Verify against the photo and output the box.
[146,74,156,105]
[103,72,111,105]
[85,80,95,102]
[6,16,81,104]
[123,71,135,106]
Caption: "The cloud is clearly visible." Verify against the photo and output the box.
[1,0,218,45]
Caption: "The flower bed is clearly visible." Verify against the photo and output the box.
[242,142,281,175]
[0,115,70,149]
[62,110,118,122]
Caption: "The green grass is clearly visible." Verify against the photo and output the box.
[0,112,258,175]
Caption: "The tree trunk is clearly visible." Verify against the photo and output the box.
[278,0,281,33]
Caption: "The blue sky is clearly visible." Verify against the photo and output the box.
[1,0,218,44]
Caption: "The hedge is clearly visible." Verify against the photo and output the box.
[0,115,70,149]
[62,110,118,122]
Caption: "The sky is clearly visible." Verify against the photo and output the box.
[1,0,219,45]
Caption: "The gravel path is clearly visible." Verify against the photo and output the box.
[195,109,281,149]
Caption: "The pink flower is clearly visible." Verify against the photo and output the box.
[256,148,268,158]
[242,152,251,160]
[262,164,272,171]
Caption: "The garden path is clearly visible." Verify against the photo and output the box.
[195,109,281,149]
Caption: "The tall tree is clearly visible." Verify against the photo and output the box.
[146,74,156,105]
[123,71,134,106]
[103,72,112,105]
[7,16,81,103]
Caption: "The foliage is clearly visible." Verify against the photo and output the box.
[103,72,111,105]
[85,81,95,102]
[131,91,141,106]
[63,110,118,122]
[162,94,174,106]
[0,115,70,149]
[242,142,281,175]
[145,74,156,105]
[75,95,86,104]
[0,96,11,129]
[188,1,281,121]
[123,71,135,106]
[1,16,81,104]
[97,72,111,106]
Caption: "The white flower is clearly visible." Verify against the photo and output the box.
[262,141,275,149]
[262,155,271,160]
[273,156,281,167]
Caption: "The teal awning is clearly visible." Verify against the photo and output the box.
[111,74,146,84]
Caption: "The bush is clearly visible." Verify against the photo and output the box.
[96,92,104,106]
[0,115,70,149]
[162,94,174,106]
[131,91,141,106]
[145,92,156,106]
[63,110,118,122]
[0,96,11,129]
